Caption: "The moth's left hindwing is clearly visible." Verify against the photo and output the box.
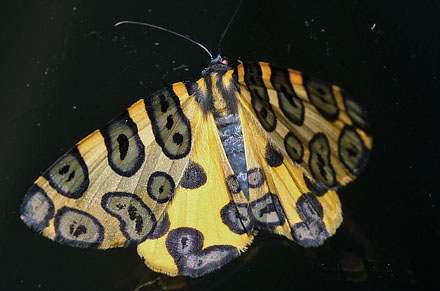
[21,60,372,278]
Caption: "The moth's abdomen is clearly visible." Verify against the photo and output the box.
[195,67,249,199]
[215,114,249,199]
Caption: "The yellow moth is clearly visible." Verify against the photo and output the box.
[20,20,372,279]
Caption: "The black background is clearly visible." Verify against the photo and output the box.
[1,0,439,290]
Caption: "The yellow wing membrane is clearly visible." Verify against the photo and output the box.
[21,59,372,278]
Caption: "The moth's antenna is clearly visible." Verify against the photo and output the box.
[217,0,244,56]
[115,21,214,60]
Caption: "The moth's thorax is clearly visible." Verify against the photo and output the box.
[196,62,238,117]
[211,73,229,116]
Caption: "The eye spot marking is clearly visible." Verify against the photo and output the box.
[291,193,328,247]
[284,132,304,163]
[166,227,238,277]
[145,88,191,160]
[226,174,241,194]
[20,184,55,231]
[251,97,277,132]
[243,63,277,132]
[309,133,336,188]
[147,172,176,203]
[180,161,207,189]
[304,77,339,121]
[44,147,89,199]
[220,202,251,234]
[303,174,327,197]
[338,126,369,175]
[296,193,324,220]
[269,65,305,125]
[101,192,156,245]
[101,111,145,177]
[249,192,285,229]
[343,94,369,131]
[54,207,104,248]
[247,168,264,188]
[147,212,170,240]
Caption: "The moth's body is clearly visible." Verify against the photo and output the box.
[197,62,249,198]
[21,59,372,277]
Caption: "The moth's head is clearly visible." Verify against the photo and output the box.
[202,54,231,76]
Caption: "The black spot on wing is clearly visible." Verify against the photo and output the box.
[146,212,170,240]
[303,174,327,197]
[220,202,252,235]
[265,143,284,167]
[166,227,239,278]
[184,81,198,96]
[180,161,207,189]
[20,184,55,231]
[226,174,241,194]
[291,193,328,247]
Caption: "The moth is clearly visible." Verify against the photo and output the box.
[20,21,372,278]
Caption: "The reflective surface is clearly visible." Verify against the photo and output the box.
[1,0,437,290]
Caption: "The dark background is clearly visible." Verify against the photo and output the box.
[1,0,439,290]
